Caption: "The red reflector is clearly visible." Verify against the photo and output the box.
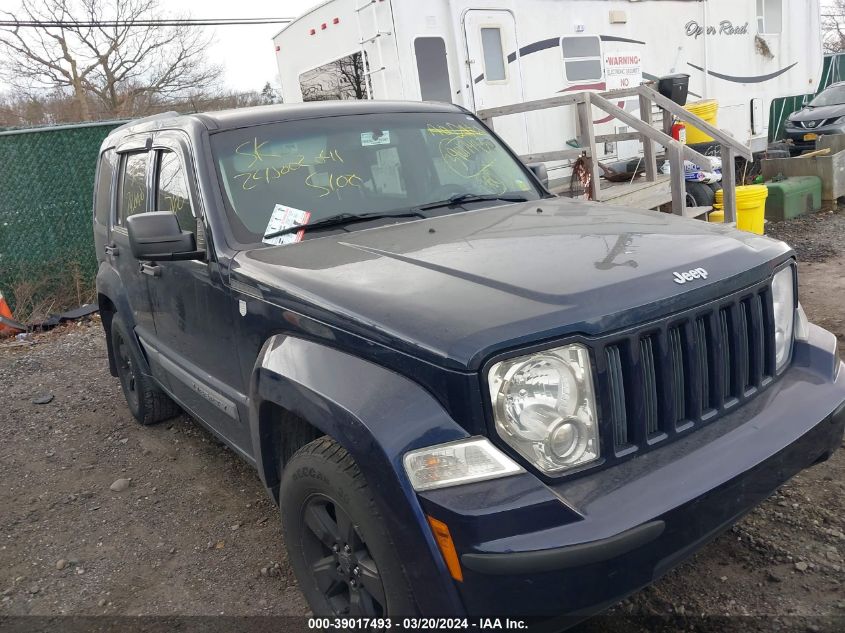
[274,45,280,52]
[333,17,340,24]
[321,23,327,29]
[309,28,316,35]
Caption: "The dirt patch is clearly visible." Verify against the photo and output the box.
[0,321,308,616]
[767,205,845,264]
[1,209,844,626]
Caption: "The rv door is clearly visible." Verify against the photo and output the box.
[463,9,529,154]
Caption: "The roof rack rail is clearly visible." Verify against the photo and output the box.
[111,110,180,133]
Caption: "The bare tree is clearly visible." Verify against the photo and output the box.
[334,52,367,100]
[0,0,222,121]
[823,0,845,53]
[301,52,368,102]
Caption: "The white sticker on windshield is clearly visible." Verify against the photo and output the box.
[361,130,390,146]
[263,204,312,246]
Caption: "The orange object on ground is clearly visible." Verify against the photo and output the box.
[0,290,23,336]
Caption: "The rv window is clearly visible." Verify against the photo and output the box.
[561,36,603,83]
[756,0,782,34]
[299,51,371,101]
[480,27,507,82]
[414,37,453,102]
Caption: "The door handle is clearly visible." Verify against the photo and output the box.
[139,262,161,277]
[104,244,119,256]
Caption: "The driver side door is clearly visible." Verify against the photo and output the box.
[141,132,251,454]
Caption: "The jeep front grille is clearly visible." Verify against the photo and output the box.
[599,284,776,456]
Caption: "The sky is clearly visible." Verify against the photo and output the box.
[167,0,322,92]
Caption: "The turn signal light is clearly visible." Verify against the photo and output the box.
[427,515,463,582]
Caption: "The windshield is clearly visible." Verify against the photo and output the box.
[810,85,845,107]
[210,111,542,244]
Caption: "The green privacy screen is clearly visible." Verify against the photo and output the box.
[0,121,122,315]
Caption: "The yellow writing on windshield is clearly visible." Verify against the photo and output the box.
[305,172,363,198]
[235,137,282,169]
[234,155,310,190]
[425,122,505,193]
[426,123,486,138]
[315,148,344,164]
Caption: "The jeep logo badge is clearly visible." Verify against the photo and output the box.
[673,268,709,284]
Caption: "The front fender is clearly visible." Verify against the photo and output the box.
[249,334,468,616]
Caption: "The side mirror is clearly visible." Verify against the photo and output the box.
[126,211,204,261]
[527,163,549,189]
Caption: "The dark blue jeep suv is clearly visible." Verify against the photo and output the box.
[93,100,845,621]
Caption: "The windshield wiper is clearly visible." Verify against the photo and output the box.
[263,210,427,241]
[418,193,529,212]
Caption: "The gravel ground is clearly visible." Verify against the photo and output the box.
[1,209,844,630]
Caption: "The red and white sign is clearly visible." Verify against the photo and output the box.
[604,53,643,91]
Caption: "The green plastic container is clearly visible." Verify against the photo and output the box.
[764,176,822,221]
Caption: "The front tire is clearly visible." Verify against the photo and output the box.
[280,437,415,617]
[110,314,180,425]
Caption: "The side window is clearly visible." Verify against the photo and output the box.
[757,0,782,34]
[299,51,371,101]
[94,148,116,225]
[117,152,148,225]
[156,151,195,234]
[561,36,603,83]
[414,37,452,102]
[480,27,507,82]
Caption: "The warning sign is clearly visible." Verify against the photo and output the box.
[604,52,643,91]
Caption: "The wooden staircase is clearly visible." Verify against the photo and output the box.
[477,84,752,222]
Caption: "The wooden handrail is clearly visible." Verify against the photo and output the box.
[476,93,586,121]
[637,84,753,160]
[476,83,747,220]
[588,93,711,167]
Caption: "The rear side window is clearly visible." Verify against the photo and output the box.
[117,153,148,225]
[156,151,195,234]
[561,36,603,83]
[94,149,117,225]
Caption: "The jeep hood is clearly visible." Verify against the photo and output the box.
[231,199,792,371]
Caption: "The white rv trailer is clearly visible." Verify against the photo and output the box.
[273,0,821,180]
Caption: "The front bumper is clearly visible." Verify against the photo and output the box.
[417,325,845,617]
[784,123,845,153]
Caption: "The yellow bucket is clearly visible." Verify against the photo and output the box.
[713,185,768,235]
[707,209,724,224]
[684,100,719,144]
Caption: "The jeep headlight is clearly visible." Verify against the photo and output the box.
[487,344,599,474]
[772,266,796,371]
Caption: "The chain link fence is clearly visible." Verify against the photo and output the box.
[0,121,123,319]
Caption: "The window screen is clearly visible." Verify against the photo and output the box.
[156,151,195,234]
[561,36,603,83]
[481,27,507,81]
[414,37,452,102]
[300,51,370,101]
[117,153,148,225]
[94,149,116,225]
[757,0,782,34]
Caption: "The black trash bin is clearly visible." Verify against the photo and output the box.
[657,74,690,106]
